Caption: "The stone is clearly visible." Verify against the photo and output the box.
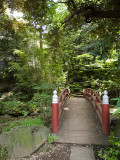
[0,125,50,159]
[70,146,95,160]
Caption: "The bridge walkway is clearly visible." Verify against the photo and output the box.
[56,97,109,145]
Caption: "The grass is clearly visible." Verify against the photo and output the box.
[1,116,44,133]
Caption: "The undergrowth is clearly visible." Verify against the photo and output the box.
[2,116,44,133]
[0,145,8,160]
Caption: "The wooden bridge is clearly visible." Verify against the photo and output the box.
[52,89,110,145]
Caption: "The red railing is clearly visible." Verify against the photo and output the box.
[83,88,102,124]
[52,88,70,133]
[58,88,70,118]
[83,88,110,135]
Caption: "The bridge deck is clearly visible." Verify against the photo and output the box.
[56,98,109,145]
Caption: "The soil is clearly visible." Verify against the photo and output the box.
[14,143,107,160]
[16,143,71,160]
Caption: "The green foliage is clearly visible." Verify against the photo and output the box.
[2,100,26,116]
[13,92,29,101]
[69,83,82,93]
[19,117,43,127]
[33,83,56,94]
[2,116,43,133]
[0,90,52,117]
[47,134,57,144]
[98,133,120,160]
[27,93,52,113]
[75,53,94,62]
[0,145,8,160]
[0,93,22,116]
[111,97,120,115]
[58,21,120,94]
[9,60,36,94]
[68,47,120,95]
[40,107,51,127]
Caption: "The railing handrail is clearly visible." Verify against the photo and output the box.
[83,88,102,124]
[83,88,110,135]
[85,88,102,104]
[58,88,70,118]
[52,88,70,133]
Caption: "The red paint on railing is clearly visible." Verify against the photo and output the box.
[83,88,110,135]
[51,88,70,133]
[58,88,70,118]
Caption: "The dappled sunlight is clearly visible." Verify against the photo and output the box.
[63,107,69,111]
[0,92,13,100]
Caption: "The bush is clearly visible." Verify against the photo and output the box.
[2,116,44,133]
[0,82,54,117]
[0,90,52,116]
[1,100,28,116]
[33,83,56,95]
[69,83,82,93]
[27,93,52,113]
[0,145,8,160]
[98,133,120,160]
[40,107,51,127]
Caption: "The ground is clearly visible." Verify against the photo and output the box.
[14,143,106,160]
[0,115,109,160]
[16,143,71,160]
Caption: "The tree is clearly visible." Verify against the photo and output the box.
[58,0,120,23]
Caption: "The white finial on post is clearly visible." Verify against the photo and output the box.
[52,90,58,103]
[102,90,109,104]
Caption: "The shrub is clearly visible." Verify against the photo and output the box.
[2,116,43,133]
[98,97,120,160]
[27,93,52,113]
[33,83,56,95]
[3,100,28,116]
[47,134,57,144]
[0,82,54,117]
[0,145,8,160]
[98,133,120,160]
[40,107,51,127]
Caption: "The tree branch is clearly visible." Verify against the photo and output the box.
[62,13,76,25]
[63,9,120,25]
[56,1,67,4]
[91,10,120,19]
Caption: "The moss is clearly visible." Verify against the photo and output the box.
[0,126,50,159]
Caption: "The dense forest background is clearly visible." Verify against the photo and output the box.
[0,0,120,116]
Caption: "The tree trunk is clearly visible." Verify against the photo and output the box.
[40,26,43,49]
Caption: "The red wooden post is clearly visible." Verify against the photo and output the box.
[102,90,110,135]
[52,90,59,133]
